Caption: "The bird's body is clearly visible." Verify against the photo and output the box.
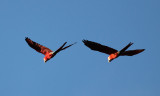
[25,37,76,63]
[108,52,119,62]
[82,40,145,62]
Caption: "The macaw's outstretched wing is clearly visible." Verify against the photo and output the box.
[120,49,145,56]
[25,37,53,55]
[82,40,118,55]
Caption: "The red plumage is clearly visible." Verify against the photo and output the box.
[25,37,76,63]
[25,37,53,55]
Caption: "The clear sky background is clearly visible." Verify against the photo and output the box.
[0,0,160,96]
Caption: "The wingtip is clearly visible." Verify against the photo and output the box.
[142,49,145,51]
[138,49,145,55]
[82,39,87,43]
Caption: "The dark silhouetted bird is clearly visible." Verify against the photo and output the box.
[82,40,145,62]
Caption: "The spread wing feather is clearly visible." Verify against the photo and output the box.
[120,49,145,56]
[25,37,53,55]
[82,40,118,55]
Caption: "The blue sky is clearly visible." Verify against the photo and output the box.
[0,0,160,96]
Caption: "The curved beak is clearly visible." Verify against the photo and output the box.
[108,59,113,63]
[43,58,46,63]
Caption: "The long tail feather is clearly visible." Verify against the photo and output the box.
[53,42,67,54]
[119,42,133,55]
[120,49,145,56]
[61,42,77,50]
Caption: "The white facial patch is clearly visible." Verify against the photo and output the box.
[43,58,46,62]
[108,57,110,61]
[108,57,110,62]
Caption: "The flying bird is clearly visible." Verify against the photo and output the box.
[82,40,145,62]
[25,37,76,63]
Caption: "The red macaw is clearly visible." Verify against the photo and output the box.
[25,37,76,63]
[82,40,145,62]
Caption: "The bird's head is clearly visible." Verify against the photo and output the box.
[108,56,113,63]
[43,58,47,63]
[43,52,54,63]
